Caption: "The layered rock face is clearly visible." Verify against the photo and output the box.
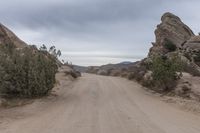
[183,36,200,52]
[0,24,27,48]
[149,12,194,57]
[147,12,200,76]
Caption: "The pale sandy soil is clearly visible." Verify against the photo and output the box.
[0,72,200,133]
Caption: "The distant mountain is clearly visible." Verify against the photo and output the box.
[73,62,135,73]
[119,61,133,65]
[99,61,138,70]
[86,61,140,76]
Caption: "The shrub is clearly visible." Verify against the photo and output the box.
[127,66,147,82]
[121,68,128,72]
[164,39,177,52]
[121,72,128,78]
[0,44,58,98]
[107,68,114,76]
[150,55,182,91]
[112,71,121,76]
[128,72,135,80]
[141,77,154,88]
[86,66,99,74]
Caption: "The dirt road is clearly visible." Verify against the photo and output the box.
[1,73,200,133]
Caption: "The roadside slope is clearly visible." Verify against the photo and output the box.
[0,74,200,133]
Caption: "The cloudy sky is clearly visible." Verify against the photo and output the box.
[0,0,200,66]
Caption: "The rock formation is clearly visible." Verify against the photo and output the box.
[0,23,27,48]
[183,36,200,51]
[147,12,200,76]
[149,12,194,57]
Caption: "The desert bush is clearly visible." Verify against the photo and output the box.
[127,66,147,81]
[164,39,177,52]
[112,71,121,77]
[150,55,183,91]
[141,77,154,88]
[128,72,135,80]
[65,70,80,78]
[121,72,128,78]
[0,44,58,98]
[121,68,128,72]
[107,68,114,75]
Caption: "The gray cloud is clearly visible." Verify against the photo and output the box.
[0,0,200,66]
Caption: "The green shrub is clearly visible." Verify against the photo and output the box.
[150,55,182,91]
[164,39,177,52]
[0,44,58,98]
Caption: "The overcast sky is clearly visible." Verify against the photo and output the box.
[0,0,200,66]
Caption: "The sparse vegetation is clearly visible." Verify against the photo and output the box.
[127,66,147,82]
[0,43,59,98]
[150,55,183,91]
[128,72,135,80]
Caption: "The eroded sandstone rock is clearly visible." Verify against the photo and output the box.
[149,12,194,57]
[0,23,27,48]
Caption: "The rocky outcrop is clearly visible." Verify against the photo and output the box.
[146,12,200,76]
[149,12,194,57]
[0,23,27,48]
[181,36,200,75]
[183,36,200,51]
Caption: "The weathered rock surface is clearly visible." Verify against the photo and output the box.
[0,23,27,48]
[146,12,200,76]
[183,36,200,51]
[149,12,194,57]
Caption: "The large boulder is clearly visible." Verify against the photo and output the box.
[145,12,200,76]
[149,12,194,57]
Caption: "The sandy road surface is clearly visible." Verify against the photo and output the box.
[1,73,200,133]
